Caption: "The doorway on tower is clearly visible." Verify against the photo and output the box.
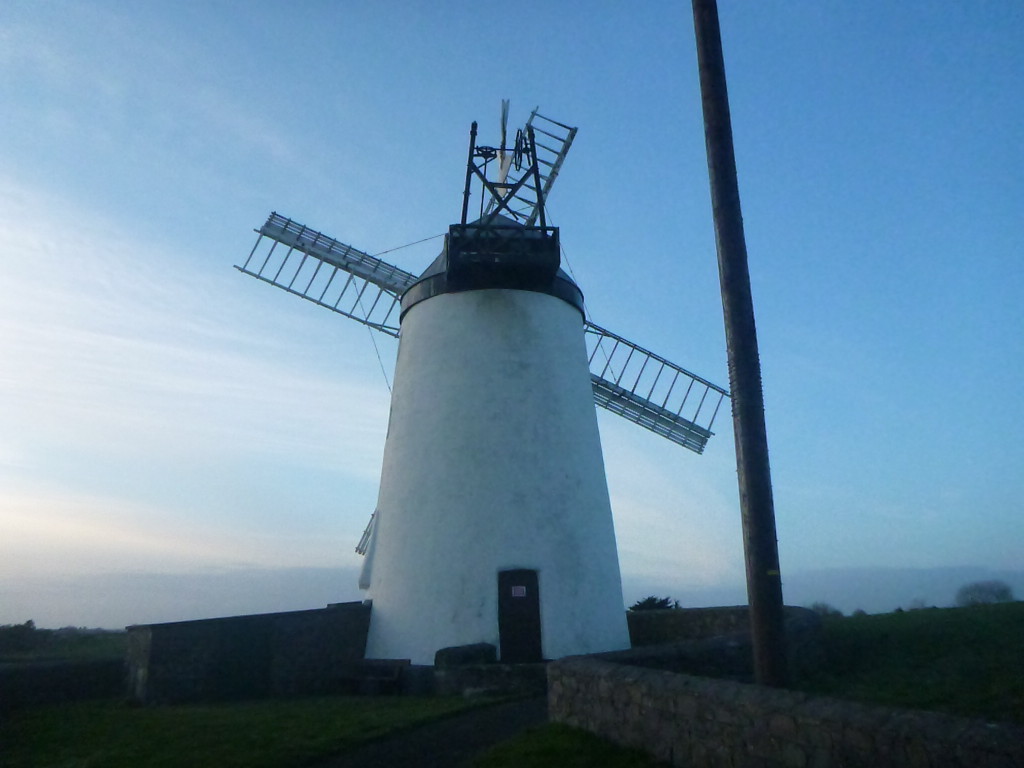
[497,569,543,663]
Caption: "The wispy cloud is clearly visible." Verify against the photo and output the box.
[2,490,263,579]
[0,178,387,610]
[0,178,390,475]
[1,6,298,165]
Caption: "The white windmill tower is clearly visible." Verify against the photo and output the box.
[237,106,728,664]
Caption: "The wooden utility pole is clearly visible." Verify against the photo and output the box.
[691,0,788,687]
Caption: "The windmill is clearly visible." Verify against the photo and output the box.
[236,106,729,665]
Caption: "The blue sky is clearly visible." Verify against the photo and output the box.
[1,1,1021,627]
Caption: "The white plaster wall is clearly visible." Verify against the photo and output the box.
[363,288,631,664]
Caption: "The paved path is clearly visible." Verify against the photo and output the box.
[314,696,548,768]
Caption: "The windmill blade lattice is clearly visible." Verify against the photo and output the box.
[525,109,577,225]
[236,213,416,337]
[584,322,728,454]
[483,109,577,226]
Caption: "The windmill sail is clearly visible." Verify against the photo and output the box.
[238,212,729,453]
[524,109,577,225]
[585,323,727,453]
[483,109,577,225]
[236,213,416,337]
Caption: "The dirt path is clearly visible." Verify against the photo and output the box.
[314,696,548,768]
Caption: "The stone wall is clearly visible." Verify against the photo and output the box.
[549,657,1024,767]
[626,606,756,646]
[127,602,370,704]
[622,606,824,681]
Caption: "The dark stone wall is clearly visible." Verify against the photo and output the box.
[549,657,1024,768]
[626,605,755,646]
[126,602,370,704]
[623,605,824,681]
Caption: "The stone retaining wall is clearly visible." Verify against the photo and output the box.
[622,606,824,681]
[626,606,756,646]
[549,657,1024,767]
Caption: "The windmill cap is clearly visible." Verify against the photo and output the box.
[400,214,585,321]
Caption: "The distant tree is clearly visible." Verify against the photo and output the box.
[629,596,680,611]
[808,602,843,618]
[908,598,929,611]
[0,620,47,653]
[852,609,867,617]
[955,580,1014,607]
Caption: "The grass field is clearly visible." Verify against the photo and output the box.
[795,601,1023,724]
[1,696,480,768]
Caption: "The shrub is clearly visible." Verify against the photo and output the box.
[628,596,680,611]
[0,621,52,653]
[955,580,1014,607]
[808,602,843,618]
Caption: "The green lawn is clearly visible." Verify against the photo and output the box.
[795,602,1024,724]
[1,695,478,768]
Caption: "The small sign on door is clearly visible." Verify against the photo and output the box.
[511,585,527,598]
